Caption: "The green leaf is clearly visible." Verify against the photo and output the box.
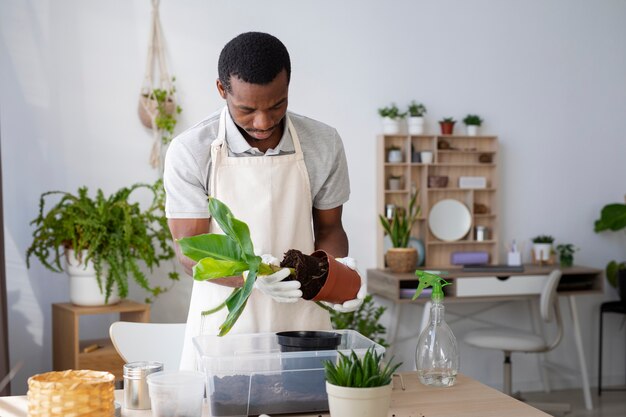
[219,266,258,336]
[208,198,255,257]
[594,203,626,232]
[178,233,242,262]
[192,258,249,280]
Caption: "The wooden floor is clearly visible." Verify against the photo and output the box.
[522,386,626,417]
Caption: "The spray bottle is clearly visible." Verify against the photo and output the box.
[413,270,459,387]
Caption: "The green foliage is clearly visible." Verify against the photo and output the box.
[531,235,555,244]
[463,114,483,126]
[330,295,388,347]
[146,77,183,145]
[440,117,456,123]
[323,347,401,388]
[594,202,626,288]
[379,191,421,248]
[26,180,179,303]
[378,103,406,119]
[177,197,283,336]
[407,101,427,117]
[556,244,577,267]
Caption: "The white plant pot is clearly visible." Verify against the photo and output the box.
[388,178,402,190]
[466,125,479,136]
[408,116,425,135]
[66,249,120,306]
[420,151,433,164]
[326,382,392,417]
[382,117,401,135]
[387,149,403,163]
[532,243,552,261]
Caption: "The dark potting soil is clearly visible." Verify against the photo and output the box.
[210,372,328,416]
[280,249,328,299]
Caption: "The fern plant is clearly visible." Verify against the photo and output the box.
[26,180,179,303]
[323,347,401,388]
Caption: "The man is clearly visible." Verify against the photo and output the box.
[164,32,365,370]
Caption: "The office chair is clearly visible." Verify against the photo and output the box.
[109,321,186,371]
[464,270,570,414]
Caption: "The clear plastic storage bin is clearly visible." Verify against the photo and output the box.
[193,330,384,417]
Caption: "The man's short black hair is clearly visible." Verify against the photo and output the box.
[218,32,291,93]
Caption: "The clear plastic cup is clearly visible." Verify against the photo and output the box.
[146,371,205,417]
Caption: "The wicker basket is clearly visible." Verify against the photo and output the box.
[386,248,418,273]
[27,370,115,417]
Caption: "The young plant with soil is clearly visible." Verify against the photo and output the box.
[177,197,339,336]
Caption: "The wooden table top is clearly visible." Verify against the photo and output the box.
[0,372,548,417]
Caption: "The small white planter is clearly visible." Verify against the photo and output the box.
[388,177,402,190]
[387,149,403,163]
[420,151,433,164]
[408,116,425,135]
[66,249,120,306]
[532,243,552,262]
[381,117,401,135]
[326,382,392,417]
[466,125,479,136]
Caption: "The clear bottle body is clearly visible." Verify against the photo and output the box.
[415,300,459,387]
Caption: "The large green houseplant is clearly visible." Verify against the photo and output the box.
[594,200,626,296]
[26,180,179,303]
[324,347,401,417]
[379,191,421,273]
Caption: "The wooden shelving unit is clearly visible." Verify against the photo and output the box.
[376,134,499,268]
[52,300,150,381]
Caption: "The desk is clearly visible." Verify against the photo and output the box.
[367,265,603,411]
[0,372,549,417]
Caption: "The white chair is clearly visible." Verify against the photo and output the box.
[464,270,570,414]
[109,321,186,371]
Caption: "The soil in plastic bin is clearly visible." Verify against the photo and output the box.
[280,249,328,299]
[210,372,328,416]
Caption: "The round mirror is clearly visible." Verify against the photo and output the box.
[428,199,472,241]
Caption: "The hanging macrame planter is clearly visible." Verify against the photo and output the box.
[138,0,181,170]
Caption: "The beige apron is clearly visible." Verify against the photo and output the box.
[179,107,332,370]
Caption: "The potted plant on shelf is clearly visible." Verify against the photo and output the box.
[324,347,401,417]
[177,197,361,336]
[594,199,626,301]
[555,243,577,267]
[386,145,403,163]
[439,117,456,135]
[531,235,555,263]
[407,101,427,135]
[26,180,179,306]
[378,104,406,135]
[378,191,421,273]
[387,174,403,191]
[462,114,483,136]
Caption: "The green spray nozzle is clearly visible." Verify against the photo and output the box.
[412,270,451,301]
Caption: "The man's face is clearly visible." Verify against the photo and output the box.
[217,70,289,148]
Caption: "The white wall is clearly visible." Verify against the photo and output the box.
[1,0,625,395]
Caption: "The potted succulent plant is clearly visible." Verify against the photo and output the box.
[531,235,555,263]
[387,145,403,163]
[26,180,179,305]
[462,114,483,136]
[407,101,427,135]
[594,200,626,301]
[378,191,421,273]
[378,104,406,135]
[324,347,401,417]
[387,174,403,191]
[439,117,456,135]
[177,197,361,336]
[555,243,578,267]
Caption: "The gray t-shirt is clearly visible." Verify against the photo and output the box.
[164,108,350,218]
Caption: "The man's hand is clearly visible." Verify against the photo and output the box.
[245,254,302,303]
[322,257,366,313]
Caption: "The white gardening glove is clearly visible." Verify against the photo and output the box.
[243,254,302,303]
[322,257,367,313]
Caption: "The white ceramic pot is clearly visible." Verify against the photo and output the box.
[408,116,425,135]
[387,149,403,163]
[466,125,479,136]
[420,151,433,164]
[388,177,402,190]
[66,249,120,306]
[326,382,392,417]
[382,117,401,135]
[532,243,552,262]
